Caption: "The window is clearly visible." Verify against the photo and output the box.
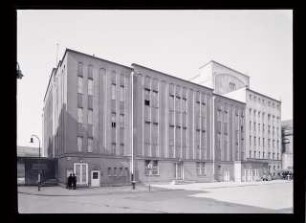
[88,65,93,80]
[169,95,174,111]
[111,84,116,100]
[249,136,252,146]
[88,137,93,152]
[88,95,93,110]
[78,108,83,123]
[77,137,83,152]
[88,79,93,95]
[78,62,83,77]
[108,167,111,176]
[249,121,252,132]
[78,76,83,93]
[120,74,125,87]
[182,98,187,113]
[119,167,123,176]
[120,85,124,101]
[249,150,252,158]
[258,151,261,158]
[111,113,116,128]
[145,99,150,106]
[119,114,124,127]
[249,94,252,100]
[88,110,93,125]
[145,160,159,175]
[229,82,236,90]
[77,93,83,108]
[114,167,117,176]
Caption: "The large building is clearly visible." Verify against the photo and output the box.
[43,49,281,187]
[191,60,282,180]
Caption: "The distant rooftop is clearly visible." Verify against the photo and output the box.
[17,146,39,157]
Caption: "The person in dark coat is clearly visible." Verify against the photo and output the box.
[67,174,73,189]
[72,173,77,190]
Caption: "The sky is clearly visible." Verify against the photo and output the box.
[17,10,293,152]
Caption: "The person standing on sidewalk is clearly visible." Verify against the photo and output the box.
[72,173,77,190]
[67,174,73,189]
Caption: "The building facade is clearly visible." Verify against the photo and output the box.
[44,49,281,187]
[191,60,282,181]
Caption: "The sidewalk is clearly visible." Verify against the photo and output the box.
[151,179,293,191]
[18,184,166,197]
[18,180,292,196]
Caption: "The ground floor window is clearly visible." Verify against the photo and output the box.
[145,160,159,175]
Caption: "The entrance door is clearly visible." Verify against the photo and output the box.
[175,162,184,180]
[74,163,88,186]
[91,171,100,187]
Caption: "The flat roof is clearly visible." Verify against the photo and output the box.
[132,63,214,92]
[43,48,132,102]
[66,48,132,70]
[213,92,246,105]
[246,87,281,103]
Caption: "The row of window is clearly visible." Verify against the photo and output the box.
[248,94,280,110]
[249,122,280,137]
[107,167,129,176]
[249,109,280,123]
[248,150,280,160]
[249,136,280,150]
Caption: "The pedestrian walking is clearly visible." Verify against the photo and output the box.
[67,173,73,189]
[72,173,77,190]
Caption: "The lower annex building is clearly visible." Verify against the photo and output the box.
[43,48,281,187]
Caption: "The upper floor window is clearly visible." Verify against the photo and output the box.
[144,88,150,106]
[111,84,116,100]
[78,62,83,77]
[120,85,124,101]
[88,65,93,80]
[88,137,93,152]
[229,82,236,91]
[88,110,93,125]
[77,108,83,123]
[77,137,83,152]
[78,76,83,94]
[88,79,93,95]
[111,113,116,128]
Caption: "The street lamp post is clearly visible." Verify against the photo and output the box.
[30,134,42,191]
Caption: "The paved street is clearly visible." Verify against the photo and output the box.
[18,180,293,213]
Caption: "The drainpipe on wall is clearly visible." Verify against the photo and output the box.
[212,94,215,182]
[131,70,135,189]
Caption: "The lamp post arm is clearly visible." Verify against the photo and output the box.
[31,134,41,157]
